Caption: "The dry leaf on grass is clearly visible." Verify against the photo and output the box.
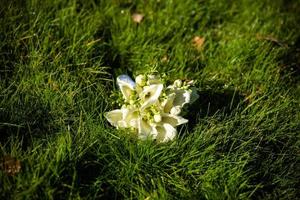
[161,55,169,63]
[192,36,205,51]
[256,34,288,48]
[0,155,21,176]
[132,13,144,24]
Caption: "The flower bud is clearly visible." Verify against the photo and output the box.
[129,99,135,105]
[186,80,194,86]
[135,75,146,86]
[170,106,181,115]
[174,79,182,88]
[153,114,162,123]
[147,74,161,85]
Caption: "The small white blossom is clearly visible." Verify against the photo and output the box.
[173,79,182,88]
[170,106,181,115]
[117,75,136,102]
[153,114,162,123]
[135,74,146,86]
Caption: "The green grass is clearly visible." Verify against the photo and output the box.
[1,0,299,199]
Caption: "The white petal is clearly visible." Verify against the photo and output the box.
[105,108,139,129]
[161,93,176,113]
[153,114,162,123]
[140,84,163,110]
[161,113,188,127]
[155,123,177,143]
[129,118,139,128]
[117,75,136,101]
[137,118,155,140]
[173,89,191,108]
[104,109,123,127]
[124,109,139,128]
[117,121,127,128]
[170,106,181,115]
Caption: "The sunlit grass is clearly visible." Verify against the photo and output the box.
[1,0,299,199]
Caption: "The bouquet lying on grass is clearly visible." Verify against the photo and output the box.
[105,73,198,143]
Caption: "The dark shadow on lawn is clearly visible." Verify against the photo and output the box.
[0,93,55,148]
[247,130,300,199]
[76,152,122,200]
[278,36,300,85]
[0,32,29,87]
[92,20,133,79]
[0,42,22,86]
[51,153,121,200]
[186,88,246,131]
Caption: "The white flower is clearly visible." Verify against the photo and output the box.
[117,75,136,102]
[162,89,191,115]
[104,107,139,128]
[168,87,192,108]
[173,79,182,88]
[105,74,198,143]
[139,84,163,110]
[153,123,177,143]
[153,114,162,123]
[173,89,191,107]
[135,74,146,86]
[137,118,155,140]
[161,113,188,127]
[105,109,124,127]
[170,106,181,115]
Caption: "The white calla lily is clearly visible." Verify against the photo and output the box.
[117,75,136,101]
[105,107,139,129]
[140,84,163,110]
[137,118,156,140]
[161,113,188,127]
[170,106,181,115]
[161,93,176,113]
[104,109,123,127]
[154,123,177,143]
[172,89,191,108]
[123,108,139,128]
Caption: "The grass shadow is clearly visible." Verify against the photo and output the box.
[0,2,29,86]
[186,88,245,131]
[0,92,55,148]
[76,152,122,199]
[278,36,300,85]
[92,19,133,79]
[248,136,300,199]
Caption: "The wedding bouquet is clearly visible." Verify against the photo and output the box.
[105,73,198,143]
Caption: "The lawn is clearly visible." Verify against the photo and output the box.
[0,0,299,199]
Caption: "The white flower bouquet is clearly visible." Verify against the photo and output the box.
[105,73,198,143]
